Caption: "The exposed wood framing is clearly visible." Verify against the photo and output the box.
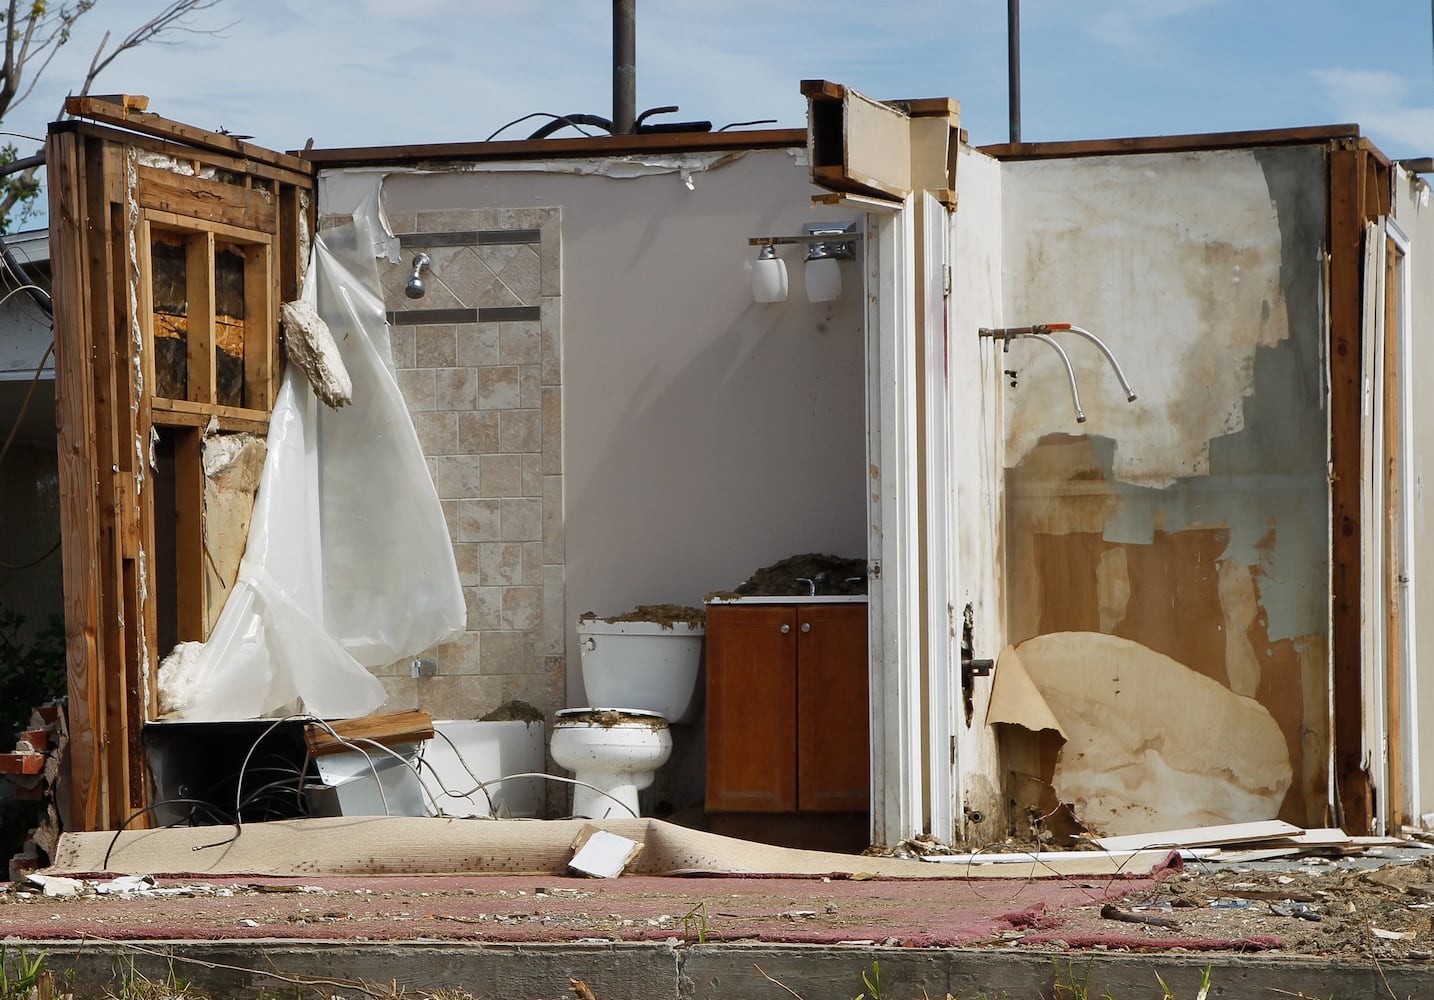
[1328,140,1392,834]
[305,711,437,758]
[65,96,312,178]
[47,107,313,832]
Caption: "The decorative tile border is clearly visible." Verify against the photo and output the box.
[397,230,541,248]
[387,306,542,326]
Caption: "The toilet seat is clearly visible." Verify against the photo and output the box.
[550,707,673,819]
[554,707,666,725]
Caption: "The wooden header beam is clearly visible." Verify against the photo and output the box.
[980,124,1364,162]
[298,128,807,168]
[65,96,314,177]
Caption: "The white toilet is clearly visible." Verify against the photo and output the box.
[550,618,704,819]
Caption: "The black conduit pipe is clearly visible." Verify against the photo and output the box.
[613,0,636,135]
[1008,0,1021,144]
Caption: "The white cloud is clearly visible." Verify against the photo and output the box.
[1313,66,1434,158]
[1036,0,1227,50]
[1312,68,1410,107]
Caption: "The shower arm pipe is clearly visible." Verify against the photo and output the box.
[980,326,1086,423]
[1064,324,1138,402]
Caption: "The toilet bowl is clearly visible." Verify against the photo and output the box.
[552,617,704,817]
[549,708,672,818]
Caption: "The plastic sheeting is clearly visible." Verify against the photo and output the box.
[166,192,465,720]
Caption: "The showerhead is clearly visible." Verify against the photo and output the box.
[404,252,431,299]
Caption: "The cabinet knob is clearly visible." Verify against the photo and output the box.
[780,624,790,634]
[801,622,811,633]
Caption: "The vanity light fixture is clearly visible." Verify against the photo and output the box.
[750,243,789,303]
[747,221,860,304]
[804,241,841,302]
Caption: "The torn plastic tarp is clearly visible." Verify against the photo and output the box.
[165,193,465,720]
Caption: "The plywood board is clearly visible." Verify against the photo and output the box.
[1094,820,1303,853]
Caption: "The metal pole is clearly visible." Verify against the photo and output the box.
[613,0,636,134]
[1008,0,1022,144]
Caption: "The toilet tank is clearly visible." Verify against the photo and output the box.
[576,619,704,723]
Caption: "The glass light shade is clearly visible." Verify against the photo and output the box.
[805,254,841,302]
[750,251,788,303]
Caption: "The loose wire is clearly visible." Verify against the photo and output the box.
[485,112,599,142]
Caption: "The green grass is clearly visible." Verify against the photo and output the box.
[0,945,56,1000]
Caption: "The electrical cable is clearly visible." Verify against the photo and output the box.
[192,714,311,852]
[426,726,497,817]
[186,713,640,850]
[420,728,637,819]
[457,771,640,820]
[237,776,309,821]
[102,798,237,870]
[485,112,600,142]
[717,118,779,131]
[326,732,442,813]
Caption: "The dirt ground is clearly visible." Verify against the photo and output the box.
[1056,849,1434,960]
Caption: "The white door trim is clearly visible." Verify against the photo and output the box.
[1386,215,1419,823]
[921,192,959,844]
[864,196,924,847]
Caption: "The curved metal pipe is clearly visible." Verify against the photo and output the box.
[1026,332,1085,423]
[0,150,51,316]
[1066,324,1137,401]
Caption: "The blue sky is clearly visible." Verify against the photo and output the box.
[7,1,1433,166]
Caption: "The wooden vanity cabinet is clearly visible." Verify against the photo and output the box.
[704,601,869,815]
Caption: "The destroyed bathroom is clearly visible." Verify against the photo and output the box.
[3,76,1434,881]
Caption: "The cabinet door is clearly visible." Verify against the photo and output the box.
[796,603,869,811]
[705,604,797,811]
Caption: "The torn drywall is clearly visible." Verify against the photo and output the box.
[989,631,1292,836]
[279,299,352,408]
[200,432,266,634]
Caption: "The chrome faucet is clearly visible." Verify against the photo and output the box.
[794,572,827,596]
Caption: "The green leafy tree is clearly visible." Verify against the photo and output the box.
[0,1,230,232]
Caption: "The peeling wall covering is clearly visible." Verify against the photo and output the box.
[990,632,1292,836]
[200,433,266,634]
[998,146,1330,828]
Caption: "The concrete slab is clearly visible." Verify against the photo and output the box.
[16,940,1434,999]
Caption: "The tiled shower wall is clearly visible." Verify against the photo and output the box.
[369,207,564,721]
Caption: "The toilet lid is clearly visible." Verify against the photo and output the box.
[555,707,665,721]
